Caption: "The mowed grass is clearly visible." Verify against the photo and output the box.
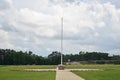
[0,65,56,80]
[0,65,57,70]
[1,65,120,80]
[70,64,120,80]
[74,70,120,80]
[66,64,120,69]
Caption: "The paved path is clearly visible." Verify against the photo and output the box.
[56,70,85,80]
[24,69,100,72]
[24,69,56,71]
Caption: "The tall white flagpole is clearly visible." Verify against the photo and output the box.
[61,17,63,65]
[58,0,64,70]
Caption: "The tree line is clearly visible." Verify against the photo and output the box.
[0,49,120,65]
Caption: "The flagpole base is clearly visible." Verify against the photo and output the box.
[58,65,65,70]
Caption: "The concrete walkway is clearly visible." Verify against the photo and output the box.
[56,70,85,80]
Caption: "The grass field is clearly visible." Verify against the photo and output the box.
[0,65,120,80]
[0,65,56,80]
[66,64,120,69]
[70,64,120,80]
[74,69,120,80]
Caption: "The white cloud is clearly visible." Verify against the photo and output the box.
[0,0,120,55]
[0,0,12,10]
[0,29,9,40]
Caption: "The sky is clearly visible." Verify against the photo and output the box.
[0,0,120,56]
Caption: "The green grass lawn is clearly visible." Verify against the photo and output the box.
[0,65,57,70]
[0,65,56,80]
[74,70,120,80]
[71,64,120,80]
[1,65,120,80]
[66,64,120,69]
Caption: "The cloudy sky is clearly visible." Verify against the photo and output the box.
[0,0,120,56]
